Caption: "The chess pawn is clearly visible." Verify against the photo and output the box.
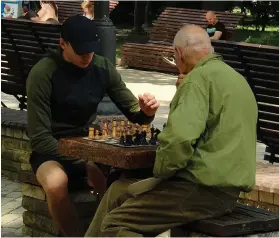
[102,129,108,140]
[112,120,117,138]
[120,120,125,131]
[102,122,108,140]
[95,130,100,139]
[88,127,94,139]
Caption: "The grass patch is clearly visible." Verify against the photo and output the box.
[233,28,279,46]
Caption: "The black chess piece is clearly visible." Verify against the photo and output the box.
[154,128,161,141]
[133,130,141,145]
[140,131,148,145]
[149,132,157,145]
[119,134,125,145]
[163,123,166,129]
[125,134,133,146]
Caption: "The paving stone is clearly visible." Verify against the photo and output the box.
[4,216,23,229]
[10,206,26,215]
[1,197,15,205]
[1,178,13,188]
[15,227,24,237]
[1,213,20,226]
[1,186,18,196]
[1,200,22,216]
[1,227,22,237]
[5,191,22,200]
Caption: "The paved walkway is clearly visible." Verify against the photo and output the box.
[1,175,24,237]
[1,67,267,237]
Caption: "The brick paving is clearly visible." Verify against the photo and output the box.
[1,67,271,237]
[1,174,24,237]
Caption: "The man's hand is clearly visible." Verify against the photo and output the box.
[176,74,185,88]
[138,93,160,117]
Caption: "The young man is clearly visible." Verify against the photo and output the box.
[85,25,258,237]
[205,11,227,40]
[26,15,159,237]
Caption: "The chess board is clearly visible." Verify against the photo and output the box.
[85,118,164,148]
[83,136,159,148]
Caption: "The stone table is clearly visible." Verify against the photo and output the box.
[58,137,156,169]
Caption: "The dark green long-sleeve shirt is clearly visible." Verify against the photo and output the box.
[26,51,154,156]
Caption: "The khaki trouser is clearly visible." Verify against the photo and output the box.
[85,178,239,237]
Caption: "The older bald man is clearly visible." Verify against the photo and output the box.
[205,11,227,40]
[85,25,258,237]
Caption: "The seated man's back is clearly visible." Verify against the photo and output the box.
[173,54,258,191]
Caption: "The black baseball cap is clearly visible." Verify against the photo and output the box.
[61,15,100,55]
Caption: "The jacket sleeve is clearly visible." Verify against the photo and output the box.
[106,61,154,125]
[26,60,59,156]
[153,82,209,178]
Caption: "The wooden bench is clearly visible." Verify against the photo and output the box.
[150,7,244,42]
[121,7,244,71]
[1,18,61,110]
[170,203,279,236]
[56,1,119,23]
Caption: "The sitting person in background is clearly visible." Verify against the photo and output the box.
[31,0,58,22]
[85,25,258,237]
[205,11,227,40]
[81,1,94,20]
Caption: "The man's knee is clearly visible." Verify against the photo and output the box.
[36,161,69,200]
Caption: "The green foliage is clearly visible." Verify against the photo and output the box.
[233,29,279,47]
[233,1,279,31]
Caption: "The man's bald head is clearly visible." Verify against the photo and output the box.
[173,24,214,55]
[205,11,217,25]
[173,25,214,74]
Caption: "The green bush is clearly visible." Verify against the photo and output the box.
[244,31,279,46]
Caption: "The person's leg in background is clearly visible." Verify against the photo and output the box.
[85,178,239,237]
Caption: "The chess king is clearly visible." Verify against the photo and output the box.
[26,15,159,237]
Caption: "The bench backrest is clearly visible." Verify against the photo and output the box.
[212,40,279,162]
[56,1,119,23]
[149,7,244,43]
[1,18,61,97]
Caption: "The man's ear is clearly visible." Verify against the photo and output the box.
[59,38,67,50]
[175,46,183,60]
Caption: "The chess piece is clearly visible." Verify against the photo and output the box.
[163,123,167,129]
[119,130,125,145]
[112,119,117,138]
[120,120,125,132]
[140,131,148,145]
[102,122,108,140]
[154,128,161,141]
[142,124,148,132]
[125,128,133,146]
[95,130,100,139]
[149,125,156,145]
[88,127,94,139]
[133,130,141,145]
